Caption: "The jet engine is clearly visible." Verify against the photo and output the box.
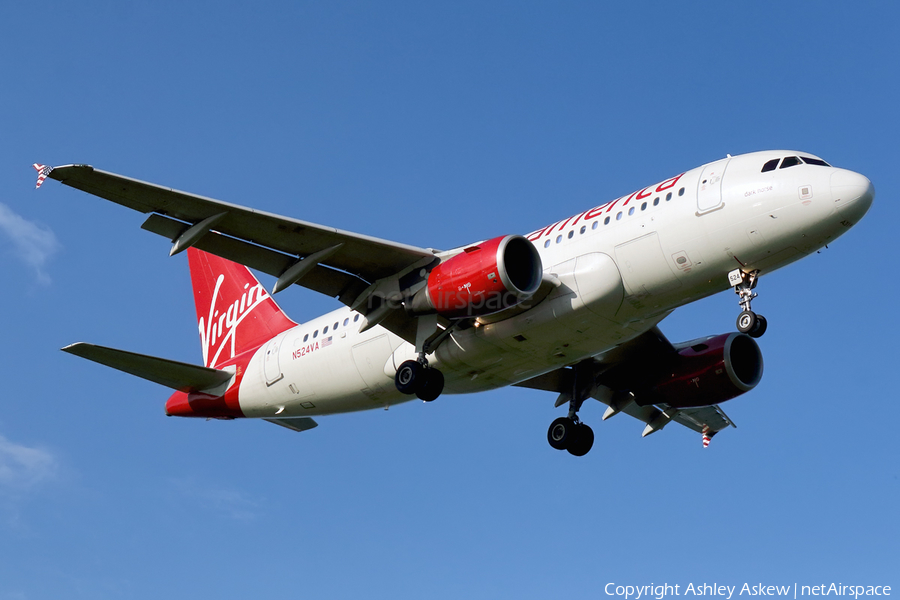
[635,332,764,408]
[410,234,542,318]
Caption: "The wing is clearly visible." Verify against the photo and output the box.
[514,327,736,446]
[47,164,440,343]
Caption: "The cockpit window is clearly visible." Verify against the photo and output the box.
[780,156,802,169]
[800,156,831,167]
[761,159,779,172]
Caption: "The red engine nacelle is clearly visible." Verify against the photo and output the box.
[414,234,543,318]
[636,332,764,409]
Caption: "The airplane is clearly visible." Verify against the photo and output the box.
[35,150,874,455]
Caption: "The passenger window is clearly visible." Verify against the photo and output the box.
[641,202,647,211]
[343,318,349,326]
[604,216,610,225]
[333,322,338,330]
[556,235,562,244]
[580,225,586,234]
[628,207,635,216]
[678,187,685,196]
[567,230,574,239]
[544,239,550,248]
[592,221,598,229]
[616,212,623,220]
[780,156,801,169]
[761,158,779,172]
[653,197,659,206]
[353,314,360,322]
[666,192,672,201]
[303,334,309,342]
[323,326,328,334]
[313,330,319,338]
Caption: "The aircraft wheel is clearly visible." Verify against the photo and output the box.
[395,360,424,395]
[567,424,594,457]
[749,314,767,338]
[548,417,579,451]
[416,368,444,402]
[736,310,758,334]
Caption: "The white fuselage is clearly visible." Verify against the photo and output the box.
[236,151,872,418]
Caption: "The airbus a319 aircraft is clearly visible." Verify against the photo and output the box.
[36,150,873,455]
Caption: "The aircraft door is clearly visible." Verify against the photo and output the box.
[263,337,284,386]
[696,157,730,213]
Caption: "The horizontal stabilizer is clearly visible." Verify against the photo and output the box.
[264,417,319,432]
[62,342,233,392]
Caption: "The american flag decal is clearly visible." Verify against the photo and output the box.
[321,336,333,348]
[33,163,52,189]
[702,425,711,448]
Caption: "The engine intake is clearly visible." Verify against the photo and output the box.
[412,234,542,318]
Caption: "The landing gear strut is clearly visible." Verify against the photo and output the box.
[729,268,767,338]
[547,363,595,456]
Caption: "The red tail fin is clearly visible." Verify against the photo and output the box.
[187,248,297,368]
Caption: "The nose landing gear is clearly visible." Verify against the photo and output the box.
[729,268,767,338]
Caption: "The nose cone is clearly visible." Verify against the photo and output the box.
[831,169,875,223]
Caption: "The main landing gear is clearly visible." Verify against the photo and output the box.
[395,357,445,402]
[547,365,595,456]
[548,416,594,457]
[395,314,448,402]
[729,268,767,338]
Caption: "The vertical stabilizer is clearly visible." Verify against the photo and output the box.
[187,248,297,368]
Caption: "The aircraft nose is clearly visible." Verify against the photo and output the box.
[831,168,875,223]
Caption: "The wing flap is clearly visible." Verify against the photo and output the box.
[62,342,232,393]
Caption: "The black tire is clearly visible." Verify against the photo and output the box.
[567,424,594,457]
[548,417,579,451]
[416,368,444,402]
[736,310,757,333]
[395,360,424,395]
[749,314,767,338]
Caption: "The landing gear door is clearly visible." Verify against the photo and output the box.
[697,157,730,214]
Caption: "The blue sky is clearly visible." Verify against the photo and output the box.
[1,1,897,598]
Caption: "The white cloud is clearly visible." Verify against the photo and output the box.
[0,435,57,493]
[172,478,261,520]
[0,203,60,284]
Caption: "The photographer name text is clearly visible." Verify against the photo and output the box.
[605,584,891,600]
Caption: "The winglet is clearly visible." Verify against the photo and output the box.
[702,425,712,448]
[33,164,53,189]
